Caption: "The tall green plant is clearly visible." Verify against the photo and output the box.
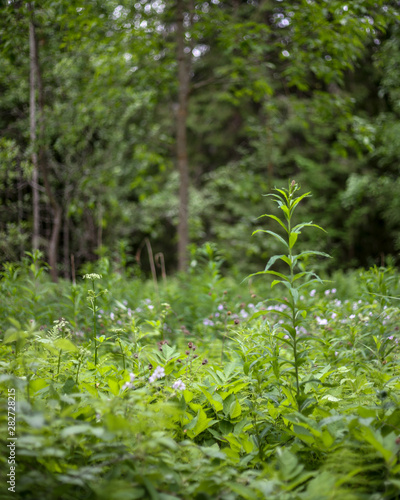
[84,274,106,367]
[248,180,330,412]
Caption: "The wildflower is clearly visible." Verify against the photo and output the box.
[331,288,337,294]
[310,289,316,297]
[388,335,394,340]
[218,304,224,311]
[316,317,328,326]
[148,363,153,370]
[349,314,355,320]
[202,359,208,365]
[240,309,248,318]
[172,379,186,391]
[122,381,133,390]
[331,313,337,319]
[129,373,135,382]
[110,312,115,321]
[83,273,102,280]
[234,318,240,325]
[149,366,165,383]
[188,342,193,348]
[325,290,330,296]
[335,351,338,356]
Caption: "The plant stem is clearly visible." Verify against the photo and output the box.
[92,281,98,367]
[76,358,82,384]
[117,337,126,370]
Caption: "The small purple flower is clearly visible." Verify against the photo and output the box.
[149,366,165,383]
[203,318,214,326]
[172,379,186,391]
[218,304,224,311]
[310,289,316,297]
[325,290,330,296]
[110,312,115,321]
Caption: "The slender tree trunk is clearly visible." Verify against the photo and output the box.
[30,5,62,281]
[63,209,70,280]
[176,0,190,272]
[29,7,40,251]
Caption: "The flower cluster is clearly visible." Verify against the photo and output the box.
[149,366,165,383]
[172,379,186,391]
[122,373,135,390]
[83,273,102,280]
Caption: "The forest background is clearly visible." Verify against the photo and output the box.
[1,0,400,280]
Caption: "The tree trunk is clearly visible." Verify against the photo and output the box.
[29,7,40,252]
[30,4,62,282]
[63,209,70,280]
[176,0,190,273]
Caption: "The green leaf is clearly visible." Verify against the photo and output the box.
[252,229,289,248]
[295,250,331,260]
[230,399,242,419]
[54,338,78,353]
[258,214,288,233]
[186,409,218,438]
[265,254,291,271]
[292,221,326,233]
[107,378,120,396]
[289,232,298,248]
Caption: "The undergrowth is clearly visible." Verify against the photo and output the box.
[1,183,400,499]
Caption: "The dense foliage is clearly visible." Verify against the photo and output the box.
[1,1,400,276]
[1,184,400,499]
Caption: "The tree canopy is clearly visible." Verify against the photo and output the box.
[1,0,400,278]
